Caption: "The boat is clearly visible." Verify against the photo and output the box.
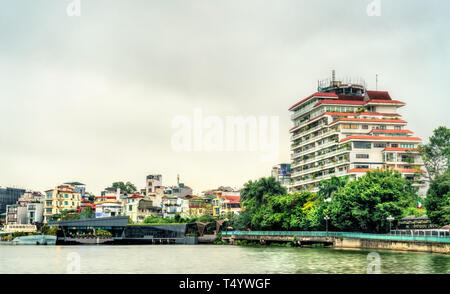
[12,235,57,245]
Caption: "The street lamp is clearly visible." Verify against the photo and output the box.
[386,215,394,234]
[324,215,330,234]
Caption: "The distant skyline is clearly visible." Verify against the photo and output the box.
[1,0,449,195]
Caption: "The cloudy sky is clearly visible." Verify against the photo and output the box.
[0,0,449,194]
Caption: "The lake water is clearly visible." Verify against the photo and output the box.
[0,244,448,274]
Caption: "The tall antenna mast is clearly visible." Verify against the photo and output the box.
[376,74,378,90]
[332,70,336,83]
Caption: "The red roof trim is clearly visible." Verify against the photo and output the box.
[289,92,338,110]
[348,168,424,173]
[382,147,418,152]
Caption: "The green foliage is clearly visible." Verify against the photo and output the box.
[241,177,286,204]
[425,171,450,226]
[318,176,349,201]
[41,225,59,236]
[419,126,450,180]
[95,229,112,238]
[112,181,137,194]
[329,169,418,233]
[79,207,94,219]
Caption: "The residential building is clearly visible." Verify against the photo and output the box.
[125,194,143,223]
[64,182,86,199]
[271,163,292,186]
[162,195,182,218]
[5,204,27,225]
[145,185,165,209]
[26,202,44,224]
[95,202,123,218]
[182,195,212,218]
[146,174,162,195]
[43,185,82,223]
[137,199,162,222]
[0,186,25,214]
[212,191,241,217]
[289,75,425,192]
[5,191,44,225]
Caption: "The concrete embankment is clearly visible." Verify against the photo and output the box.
[222,234,450,254]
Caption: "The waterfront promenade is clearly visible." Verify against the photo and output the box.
[221,231,450,254]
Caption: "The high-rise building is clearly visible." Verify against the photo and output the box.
[0,186,26,214]
[271,163,292,186]
[289,75,425,192]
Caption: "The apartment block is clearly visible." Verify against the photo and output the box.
[43,185,81,223]
[289,76,425,192]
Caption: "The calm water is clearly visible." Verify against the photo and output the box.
[0,244,448,274]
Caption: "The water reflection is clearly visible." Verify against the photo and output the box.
[0,245,448,274]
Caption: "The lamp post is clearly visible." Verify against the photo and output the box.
[386,215,394,234]
[324,215,330,235]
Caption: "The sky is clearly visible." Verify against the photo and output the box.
[0,0,449,195]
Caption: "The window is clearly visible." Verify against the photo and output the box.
[356,154,369,159]
[356,165,369,169]
[391,144,399,148]
[400,143,414,148]
[354,141,371,149]
[362,125,368,129]
[377,125,387,130]
[374,143,387,148]
[64,201,68,205]
[394,126,401,130]
[343,124,358,129]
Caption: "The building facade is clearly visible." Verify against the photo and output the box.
[43,185,82,223]
[289,76,425,192]
[271,163,292,186]
[212,191,241,217]
[0,187,26,214]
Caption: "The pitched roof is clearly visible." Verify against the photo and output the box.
[289,92,338,110]
[366,91,392,100]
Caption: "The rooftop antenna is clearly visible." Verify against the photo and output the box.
[177,174,180,186]
[376,74,378,90]
[332,70,336,83]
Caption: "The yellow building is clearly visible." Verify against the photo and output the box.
[183,195,212,218]
[212,191,241,217]
[43,185,81,223]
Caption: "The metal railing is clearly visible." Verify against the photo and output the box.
[220,231,450,243]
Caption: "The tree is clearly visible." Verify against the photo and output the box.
[329,169,418,233]
[425,171,450,226]
[79,207,94,219]
[241,177,286,204]
[419,126,450,180]
[112,181,137,194]
[318,175,349,201]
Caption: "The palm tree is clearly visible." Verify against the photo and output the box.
[241,177,286,204]
[318,176,349,201]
